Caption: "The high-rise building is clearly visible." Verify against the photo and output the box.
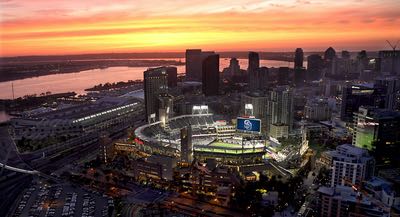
[294,67,306,87]
[241,92,267,125]
[340,84,383,122]
[353,106,400,167]
[278,67,290,86]
[324,47,337,62]
[294,48,304,69]
[375,77,400,111]
[330,58,356,78]
[307,54,323,81]
[222,58,240,79]
[248,52,261,90]
[341,50,351,59]
[324,47,337,79]
[266,86,294,137]
[356,50,369,77]
[320,144,375,188]
[144,67,168,122]
[166,67,178,87]
[304,98,331,121]
[249,67,269,91]
[185,49,215,81]
[202,54,220,96]
[379,50,400,76]
[248,51,260,72]
[180,126,193,164]
[222,58,246,83]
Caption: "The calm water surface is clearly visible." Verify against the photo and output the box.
[0,58,295,99]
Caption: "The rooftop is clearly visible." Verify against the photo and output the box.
[28,97,141,121]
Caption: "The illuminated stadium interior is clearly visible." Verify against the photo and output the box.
[134,113,267,155]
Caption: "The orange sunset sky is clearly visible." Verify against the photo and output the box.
[0,0,399,57]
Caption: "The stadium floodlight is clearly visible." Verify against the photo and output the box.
[192,105,208,114]
[245,104,254,116]
[245,104,253,110]
[200,105,209,114]
[192,106,201,114]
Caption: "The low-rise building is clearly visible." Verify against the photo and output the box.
[317,186,389,217]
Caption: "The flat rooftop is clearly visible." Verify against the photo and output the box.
[29,97,141,120]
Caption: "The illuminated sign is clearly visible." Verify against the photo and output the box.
[236,117,261,133]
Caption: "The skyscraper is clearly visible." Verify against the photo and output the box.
[248,52,261,91]
[266,86,294,137]
[248,51,260,72]
[166,67,178,88]
[341,50,351,59]
[185,49,202,81]
[202,54,220,96]
[374,77,400,111]
[307,54,323,81]
[144,67,168,122]
[222,58,241,79]
[185,49,215,81]
[180,126,193,164]
[294,48,304,69]
[277,67,290,86]
[249,67,269,91]
[294,67,306,87]
[353,106,400,167]
[340,84,383,122]
[324,47,337,61]
[379,50,400,76]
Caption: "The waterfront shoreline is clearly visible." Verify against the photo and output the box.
[0,59,184,83]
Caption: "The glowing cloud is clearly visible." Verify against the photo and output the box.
[0,0,399,56]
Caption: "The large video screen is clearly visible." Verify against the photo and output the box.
[236,117,261,133]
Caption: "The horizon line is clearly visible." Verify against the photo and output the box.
[0,49,386,59]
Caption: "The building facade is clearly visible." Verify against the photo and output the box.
[144,67,169,121]
[320,144,375,188]
[202,54,220,96]
[185,49,216,81]
[353,106,400,167]
[266,86,294,136]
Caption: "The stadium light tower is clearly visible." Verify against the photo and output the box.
[192,105,209,114]
[200,105,209,114]
[245,104,254,116]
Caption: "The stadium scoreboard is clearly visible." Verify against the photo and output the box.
[236,117,261,133]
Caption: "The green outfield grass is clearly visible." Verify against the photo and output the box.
[209,142,242,148]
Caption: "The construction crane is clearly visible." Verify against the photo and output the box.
[386,40,399,75]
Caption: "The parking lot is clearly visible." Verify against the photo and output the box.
[12,180,113,217]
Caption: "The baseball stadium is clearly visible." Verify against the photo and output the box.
[131,111,268,169]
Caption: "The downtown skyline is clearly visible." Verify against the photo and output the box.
[1,0,400,56]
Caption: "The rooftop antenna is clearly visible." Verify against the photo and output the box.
[386,40,399,75]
